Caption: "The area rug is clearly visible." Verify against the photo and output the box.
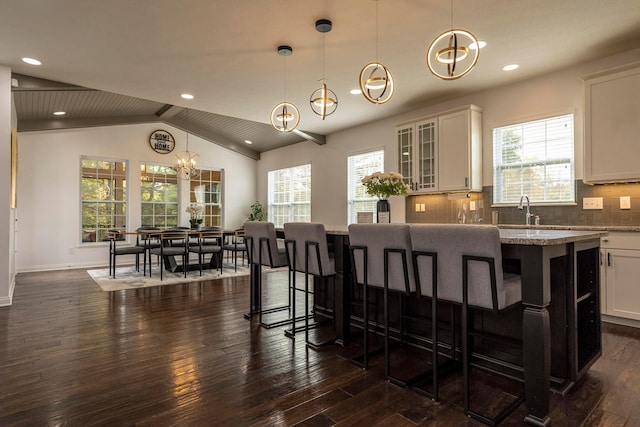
[88,263,286,292]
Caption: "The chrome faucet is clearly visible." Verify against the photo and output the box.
[518,195,532,226]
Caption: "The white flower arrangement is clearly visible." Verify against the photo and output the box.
[186,203,204,226]
[361,171,408,199]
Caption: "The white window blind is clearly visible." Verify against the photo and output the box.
[493,114,575,204]
[268,164,311,227]
[347,150,384,224]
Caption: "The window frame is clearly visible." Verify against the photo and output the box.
[347,149,385,224]
[190,168,223,227]
[267,163,311,227]
[140,163,179,228]
[80,156,128,244]
[492,113,575,206]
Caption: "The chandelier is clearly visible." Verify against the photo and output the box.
[174,118,200,180]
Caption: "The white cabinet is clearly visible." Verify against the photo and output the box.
[583,62,640,183]
[600,232,640,322]
[396,105,482,194]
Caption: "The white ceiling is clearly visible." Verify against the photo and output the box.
[1,0,639,156]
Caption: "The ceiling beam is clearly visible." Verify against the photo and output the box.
[17,115,162,131]
[293,128,326,145]
[11,73,95,91]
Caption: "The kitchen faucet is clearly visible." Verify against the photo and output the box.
[518,194,531,226]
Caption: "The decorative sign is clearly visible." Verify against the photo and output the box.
[149,130,175,154]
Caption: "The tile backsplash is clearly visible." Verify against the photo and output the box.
[406,181,640,226]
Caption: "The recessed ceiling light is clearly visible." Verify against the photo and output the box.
[244,140,253,145]
[350,88,362,95]
[181,93,194,100]
[469,40,486,50]
[53,111,66,116]
[503,64,519,71]
[22,57,41,66]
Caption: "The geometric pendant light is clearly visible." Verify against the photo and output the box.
[270,45,300,132]
[426,0,480,80]
[359,0,394,104]
[309,19,338,120]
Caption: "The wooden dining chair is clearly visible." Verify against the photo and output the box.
[189,227,223,276]
[106,230,146,279]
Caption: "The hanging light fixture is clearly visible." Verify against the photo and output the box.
[174,111,200,180]
[359,0,394,104]
[426,0,480,80]
[309,19,338,120]
[270,45,300,132]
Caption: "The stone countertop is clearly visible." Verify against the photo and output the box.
[499,228,608,245]
[498,224,640,232]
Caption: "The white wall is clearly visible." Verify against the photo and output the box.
[0,65,15,305]
[16,123,256,272]
[258,48,640,226]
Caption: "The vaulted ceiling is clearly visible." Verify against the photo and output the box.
[3,0,640,159]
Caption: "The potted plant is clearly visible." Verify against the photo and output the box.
[186,203,204,229]
[247,201,267,222]
[361,172,408,222]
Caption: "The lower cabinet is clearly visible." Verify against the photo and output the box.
[600,232,640,322]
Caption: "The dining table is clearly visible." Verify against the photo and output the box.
[247,224,606,427]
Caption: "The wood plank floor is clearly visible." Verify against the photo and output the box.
[1,268,639,426]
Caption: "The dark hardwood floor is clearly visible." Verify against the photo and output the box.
[1,268,639,426]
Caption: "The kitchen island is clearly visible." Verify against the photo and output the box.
[326,227,606,427]
[247,226,606,426]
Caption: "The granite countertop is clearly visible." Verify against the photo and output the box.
[498,224,640,232]
[498,228,608,245]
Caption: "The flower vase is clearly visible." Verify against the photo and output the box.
[377,199,390,223]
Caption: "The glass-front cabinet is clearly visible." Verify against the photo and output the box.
[397,118,437,193]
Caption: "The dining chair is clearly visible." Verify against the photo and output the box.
[106,230,146,279]
[348,223,416,383]
[189,227,223,276]
[223,229,247,272]
[412,224,524,425]
[244,221,289,328]
[283,222,336,348]
[148,229,190,280]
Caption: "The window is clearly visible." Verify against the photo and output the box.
[140,163,178,227]
[190,169,222,227]
[347,150,384,224]
[80,157,127,243]
[268,164,311,227]
[493,114,575,204]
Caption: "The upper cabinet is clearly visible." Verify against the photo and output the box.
[397,105,482,194]
[583,62,640,184]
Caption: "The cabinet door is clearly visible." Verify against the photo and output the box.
[605,248,640,320]
[584,65,640,183]
[396,125,414,190]
[415,119,437,192]
[438,109,471,191]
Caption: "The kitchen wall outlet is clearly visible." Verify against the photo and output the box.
[420,203,425,212]
[470,201,476,211]
[415,203,420,212]
[620,196,631,210]
[583,197,603,210]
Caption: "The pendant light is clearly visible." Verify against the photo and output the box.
[426,0,480,80]
[270,45,300,132]
[309,19,338,120]
[174,111,200,180]
[359,0,394,104]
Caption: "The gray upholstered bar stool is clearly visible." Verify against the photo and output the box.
[244,221,290,328]
[348,223,416,382]
[283,222,336,348]
[412,224,524,425]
